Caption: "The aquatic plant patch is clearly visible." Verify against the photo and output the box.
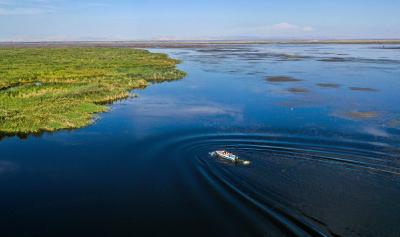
[0,47,186,134]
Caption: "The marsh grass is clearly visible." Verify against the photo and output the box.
[0,47,186,134]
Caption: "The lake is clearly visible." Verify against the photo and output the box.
[1,44,400,237]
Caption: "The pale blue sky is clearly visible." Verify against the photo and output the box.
[0,0,399,41]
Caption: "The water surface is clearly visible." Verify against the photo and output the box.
[1,44,400,237]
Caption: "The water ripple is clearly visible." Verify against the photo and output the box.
[134,130,400,236]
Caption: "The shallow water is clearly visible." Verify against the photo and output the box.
[1,44,400,237]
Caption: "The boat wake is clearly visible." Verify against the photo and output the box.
[135,129,400,236]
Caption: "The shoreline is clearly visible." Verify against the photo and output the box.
[0,48,185,135]
[1,40,400,48]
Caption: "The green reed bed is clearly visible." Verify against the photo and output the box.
[0,47,186,134]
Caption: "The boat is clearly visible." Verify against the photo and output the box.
[214,150,238,162]
[210,150,251,165]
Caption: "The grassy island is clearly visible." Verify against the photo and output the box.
[0,47,185,134]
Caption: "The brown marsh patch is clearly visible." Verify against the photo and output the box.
[343,111,379,120]
[278,54,307,61]
[287,87,310,93]
[319,57,347,62]
[266,76,302,83]
[316,83,341,88]
[349,87,379,92]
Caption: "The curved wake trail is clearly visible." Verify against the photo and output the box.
[135,129,400,236]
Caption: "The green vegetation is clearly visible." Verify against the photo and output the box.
[0,47,185,134]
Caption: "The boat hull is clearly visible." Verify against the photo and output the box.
[215,151,238,162]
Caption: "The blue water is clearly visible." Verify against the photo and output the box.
[1,44,400,237]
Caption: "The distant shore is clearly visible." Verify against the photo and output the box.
[1,39,400,48]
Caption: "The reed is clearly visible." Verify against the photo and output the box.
[0,47,186,134]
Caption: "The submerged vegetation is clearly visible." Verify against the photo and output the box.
[287,87,310,93]
[0,47,186,134]
[342,111,379,120]
[316,83,341,88]
[349,87,379,92]
[266,76,302,83]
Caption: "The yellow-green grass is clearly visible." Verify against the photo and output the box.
[0,47,186,134]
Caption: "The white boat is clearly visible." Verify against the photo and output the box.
[210,150,251,165]
[214,150,239,162]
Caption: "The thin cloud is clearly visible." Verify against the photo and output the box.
[0,0,57,15]
[0,7,47,15]
[302,26,315,32]
[270,22,315,32]
[86,2,108,7]
[229,22,315,37]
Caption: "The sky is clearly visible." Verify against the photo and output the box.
[0,0,399,41]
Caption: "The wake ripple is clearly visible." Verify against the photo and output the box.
[137,131,400,236]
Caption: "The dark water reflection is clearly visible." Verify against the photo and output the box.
[1,44,400,237]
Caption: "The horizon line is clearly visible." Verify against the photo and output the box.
[1,38,400,45]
